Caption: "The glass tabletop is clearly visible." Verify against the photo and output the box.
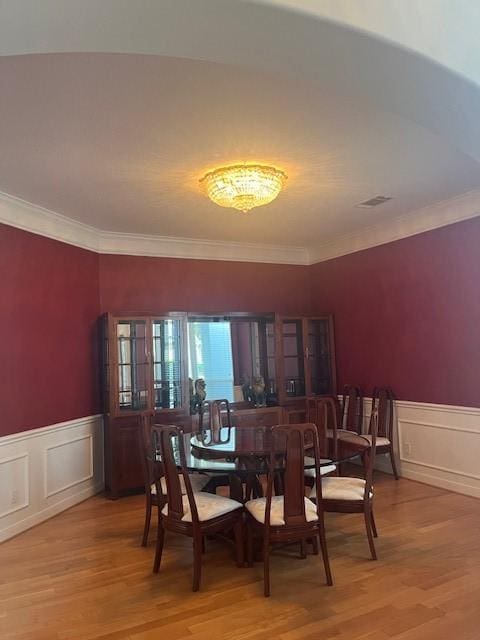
[175,425,368,475]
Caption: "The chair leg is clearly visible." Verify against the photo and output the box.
[370,510,378,538]
[192,534,203,592]
[152,520,165,573]
[273,471,284,496]
[389,445,400,480]
[311,536,319,555]
[263,539,271,597]
[228,474,244,502]
[203,477,218,494]
[245,475,254,501]
[362,451,369,477]
[364,507,378,560]
[318,521,333,586]
[300,539,307,559]
[246,521,254,567]
[142,494,152,547]
[233,519,244,568]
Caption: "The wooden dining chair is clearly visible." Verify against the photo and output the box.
[196,399,232,496]
[365,387,399,479]
[152,424,244,592]
[245,423,333,597]
[199,399,232,444]
[310,409,379,560]
[140,417,210,547]
[304,397,339,487]
[341,385,364,434]
[307,395,341,460]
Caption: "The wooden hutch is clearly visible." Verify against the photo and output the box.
[100,312,336,497]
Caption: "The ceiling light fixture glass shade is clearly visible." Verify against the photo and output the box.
[200,164,287,212]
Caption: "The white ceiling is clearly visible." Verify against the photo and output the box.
[1,1,480,260]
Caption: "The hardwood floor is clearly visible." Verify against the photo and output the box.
[1,472,480,639]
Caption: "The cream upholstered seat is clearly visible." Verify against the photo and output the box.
[151,473,210,496]
[245,496,318,526]
[311,476,373,501]
[304,456,337,478]
[161,492,243,522]
[362,434,391,446]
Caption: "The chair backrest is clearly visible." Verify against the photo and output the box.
[198,400,210,431]
[198,399,231,429]
[341,385,364,434]
[151,424,199,524]
[265,423,324,529]
[362,407,378,500]
[370,387,395,439]
[306,396,340,459]
[198,399,232,444]
[140,414,159,494]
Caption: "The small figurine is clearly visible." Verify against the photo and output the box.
[190,378,206,414]
[252,375,266,407]
[241,374,254,403]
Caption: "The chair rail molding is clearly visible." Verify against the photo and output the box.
[357,398,480,498]
[0,415,104,542]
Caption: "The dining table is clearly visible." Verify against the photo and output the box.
[171,424,370,502]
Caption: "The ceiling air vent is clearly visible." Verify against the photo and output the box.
[356,195,393,209]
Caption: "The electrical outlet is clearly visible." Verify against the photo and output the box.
[403,442,412,456]
[10,489,19,505]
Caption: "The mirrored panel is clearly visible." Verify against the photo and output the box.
[152,319,183,410]
[187,315,276,410]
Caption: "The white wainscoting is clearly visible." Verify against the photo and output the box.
[357,398,480,498]
[0,415,104,542]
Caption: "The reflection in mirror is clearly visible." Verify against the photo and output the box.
[152,319,183,410]
[187,316,276,409]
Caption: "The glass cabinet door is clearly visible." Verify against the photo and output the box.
[116,320,149,411]
[101,315,110,413]
[306,317,335,395]
[281,319,305,397]
[152,318,183,410]
[266,320,277,399]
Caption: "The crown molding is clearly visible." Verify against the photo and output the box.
[307,189,480,264]
[0,191,100,252]
[0,190,308,265]
[97,229,309,264]
[1,188,480,266]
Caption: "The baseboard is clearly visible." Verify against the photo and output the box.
[0,481,104,542]
[0,415,104,543]
[399,464,480,499]
[351,397,480,499]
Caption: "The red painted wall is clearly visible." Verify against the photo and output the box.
[1,224,100,436]
[99,254,311,315]
[4,213,480,439]
[309,217,480,407]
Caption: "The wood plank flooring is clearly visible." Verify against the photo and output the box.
[1,472,480,640]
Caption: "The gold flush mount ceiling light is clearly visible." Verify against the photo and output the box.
[200,164,287,212]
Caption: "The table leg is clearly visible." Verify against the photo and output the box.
[228,473,244,502]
